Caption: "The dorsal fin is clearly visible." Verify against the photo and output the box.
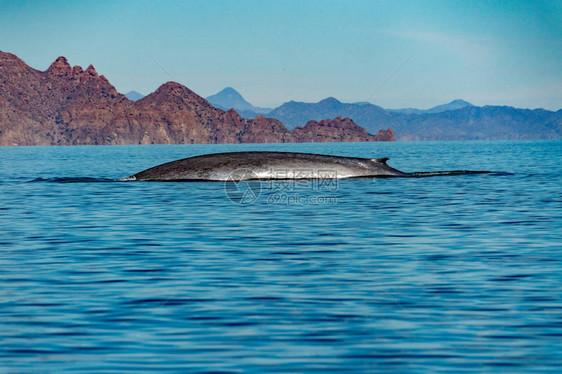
[373,157,389,164]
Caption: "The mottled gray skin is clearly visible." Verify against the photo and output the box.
[127,151,407,181]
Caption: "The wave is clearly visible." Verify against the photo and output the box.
[406,171,512,177]
[27,177,116,183]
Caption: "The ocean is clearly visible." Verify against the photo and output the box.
[1,140,561,373]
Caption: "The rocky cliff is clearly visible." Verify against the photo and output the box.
[0,52,394,146]
[292,116,394,142]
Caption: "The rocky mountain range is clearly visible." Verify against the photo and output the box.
[206,88,562,141]
[0,52,394,146]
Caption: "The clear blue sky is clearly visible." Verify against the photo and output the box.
[0,0,560,110]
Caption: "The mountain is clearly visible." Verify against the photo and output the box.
[396,106,562,141]
[0,51,394,146]
[268,97,403,131]
[425,99,473,113]
[267,97,561,141]
[292,116,394,142]
[206,87,271,118]
[125,90,144,101]
[388,99,473,114]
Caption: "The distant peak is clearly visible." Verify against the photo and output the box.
[85,64,98,76]
[72,65,83,76]
[152,81,198,98]
[125,90,144,101]
[206,87,255,112]
[158,81,186,91]
[0,50,20,60]
[54,56,69,64]
[47,56,71,76]
[422,98,475,114]
[214,87,244,99]
[319,97,341,105]
[450,99,472,106]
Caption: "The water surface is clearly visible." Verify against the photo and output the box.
[1,140,561,372]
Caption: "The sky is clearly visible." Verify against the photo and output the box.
[0,0,560,110]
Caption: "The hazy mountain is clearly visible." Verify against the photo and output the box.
[396,106,562,141]
[388,99,474,114]
[267,97,561,141]
[206,87,271,119]
[125,90,144,101]
[0,51,394,146]
[268,97,403,132]
[425,99,473,113]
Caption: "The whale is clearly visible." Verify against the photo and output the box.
[125,151,491,181]
[126,151,406,181]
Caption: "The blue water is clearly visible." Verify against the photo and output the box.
[1,140,561,373]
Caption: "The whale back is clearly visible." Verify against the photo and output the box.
[129,151,405,181]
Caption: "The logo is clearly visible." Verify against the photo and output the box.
[223,168,340,205]
[224,168,262,205]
